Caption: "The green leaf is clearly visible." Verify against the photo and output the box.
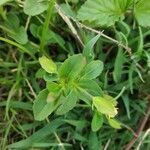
[91,111,103,132]
[113,47,125,83]
[88,132,100,150]
[9,26,28,45]
[83,34,100,61]
[134,0,150,27]
[81,60,103,79]
[39,56,57,74]
[77,0,130,26]
[24,0,49,16]
[93,95,118,118]
[122,95,131,119]
[33,89,58,121]
[108,118,122,129]
[60,4,76,18]
[78,79,102,96]
[58,54,86,81]
[46,82,61,93]
[5,13,20,30]
[56,90,78,115]
[3,14,28,44]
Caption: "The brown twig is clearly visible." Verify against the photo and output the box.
[124,102,150,150]
[55,3,132,56]
[55,3,84,49]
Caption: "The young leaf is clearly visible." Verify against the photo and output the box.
[93,95,118,118]
[24,0,49,16]
[81,60,103,79]
[58,54,86,81]
[33,89,58,121]
[91,111,103,132]
[83,34,100,61]
[108,118,122,129]
[39,56,57,74]
[77,0,130,26]
[134,0,150,27]
[56,90,78,115]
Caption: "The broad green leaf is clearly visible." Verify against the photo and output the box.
[81,60,103,79]
[78,79,102,96]
[77,0,131,26]
[93,95,118,118]
[0,0,11,5]
[83,34,100,61]
[9,26,28,45]
[58,54,86,81]
[56,90,78,115]
[33,89,58,121]
[91,111,103,132]
[108,118,122,129]
[24,0,49,16]
[39,56,57,74]
[134,0,150,27]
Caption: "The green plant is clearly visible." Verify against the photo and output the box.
[34,53,121,130]
[0,0,150,150]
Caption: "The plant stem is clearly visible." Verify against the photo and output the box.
[40,0,55,56]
